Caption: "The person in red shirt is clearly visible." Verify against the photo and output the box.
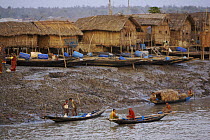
[127,108,135,120]
[10,54,17,71]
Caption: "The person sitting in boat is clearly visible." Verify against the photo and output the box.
[62,99,69,117]
[187,89,194,97]
[150,92,157,101]
[69,98,77,116]
[162,103,172,113]
[109,109,119,120]
[126,108,135,120]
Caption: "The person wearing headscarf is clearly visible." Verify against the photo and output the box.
[127,108,135,120]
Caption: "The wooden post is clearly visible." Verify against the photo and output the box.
[209,47,210,60]
[58,23,67,68]
[187,46,190,58]
[88,34,94,53]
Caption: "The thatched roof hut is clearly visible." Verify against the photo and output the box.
[132,14,170,46]
[167,13,195,47]
[190,12,210,47]
[74,15,142,53]
[75,15,141,32]
[0,21,40,48]
[33,20,83,49]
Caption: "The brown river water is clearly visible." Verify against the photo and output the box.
[1,96,210,140]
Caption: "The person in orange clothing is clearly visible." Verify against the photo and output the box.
[162,103,172,113]
[10,54,17,71]
[127,108,135,120]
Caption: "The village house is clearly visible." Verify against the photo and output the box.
[74,14,142,53]
[33,20,83,55]
[190,12,210,48]
[0,21,40,55]
[166,13,195,47]
[132,14,171,47]
[190,12,210,59]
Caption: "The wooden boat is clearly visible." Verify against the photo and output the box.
[135,56,194,65]
[44,108,107,122]
[151,96,192,105]
[85,57,139,67]
[109,113,168,125]
[6,57,89,67]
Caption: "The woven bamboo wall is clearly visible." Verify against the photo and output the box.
[38,35,78,48]
[0,35,38,47]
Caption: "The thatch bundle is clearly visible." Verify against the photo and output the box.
[151,89,188,102]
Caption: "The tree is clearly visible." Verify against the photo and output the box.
[148,7,161,13]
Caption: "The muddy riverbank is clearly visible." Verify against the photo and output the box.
[0,60,210,125]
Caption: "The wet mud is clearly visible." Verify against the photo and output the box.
[0,60,209,124]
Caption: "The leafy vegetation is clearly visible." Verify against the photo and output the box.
[148,7,161,13]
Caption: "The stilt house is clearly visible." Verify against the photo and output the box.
[33,20,83,54]
[167,13,195,47]
[132,14,170,46]
[74,15,142,53]
[190,12,210,48]
[0,21,40,54]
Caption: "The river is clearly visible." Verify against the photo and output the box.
[1,96,210,140]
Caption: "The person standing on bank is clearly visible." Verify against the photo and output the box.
[10,54,17,71]
[69,98,77,116]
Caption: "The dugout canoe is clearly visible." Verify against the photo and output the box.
[151,96,192,105]
[44,108,107,122]
[109,113,168,125]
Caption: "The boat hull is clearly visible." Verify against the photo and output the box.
[152,97,192,105]
[109,113,167,124]
[44,108,106,122]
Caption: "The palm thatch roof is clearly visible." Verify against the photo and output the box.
[167,13,195,31]
[190,12,210,31]
[33,20,83,36]
[0,21,40,36]
[74,15,141,31]
[131,14,168,26]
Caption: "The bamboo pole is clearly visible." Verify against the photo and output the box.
[88,34,94,53]
[58,23,67,68]
[209,47,210,60]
